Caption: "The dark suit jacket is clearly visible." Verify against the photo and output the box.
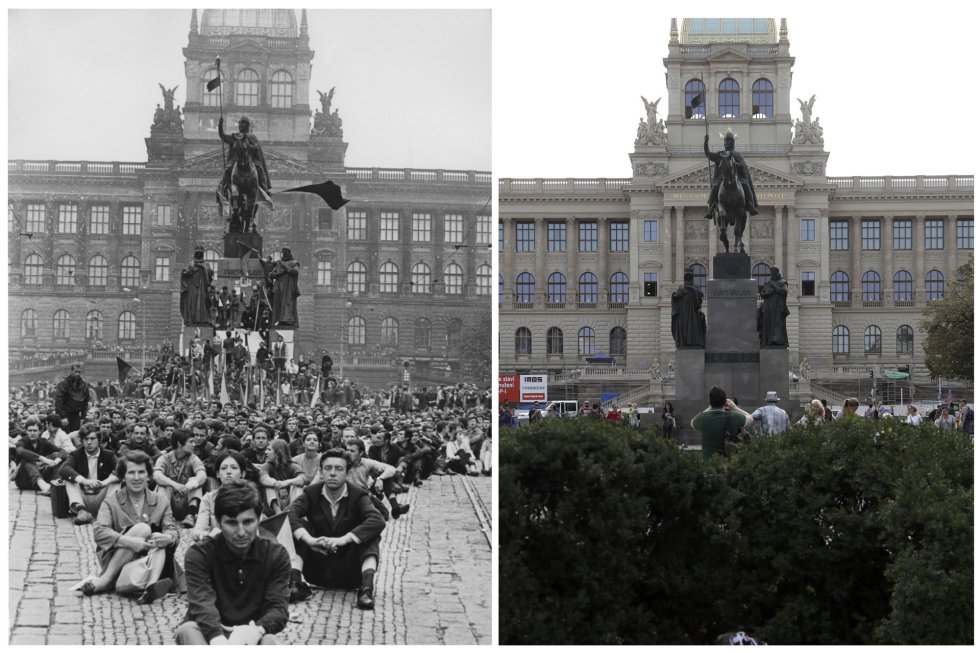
[59,446,118,483]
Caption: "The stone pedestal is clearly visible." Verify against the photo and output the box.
[674,348,705,400]
[759,348,790,406]
[224,232,263,259]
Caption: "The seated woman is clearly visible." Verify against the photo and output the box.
[192,451,312,603]
[444,430,479,476]
[258,439,306,513]
[84,450,182,604]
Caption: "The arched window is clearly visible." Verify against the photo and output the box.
[578,272,598,303]
[86,311,103,340]
[411,262,431,294]
[270,70,293,109]
[925,270,944,301]
[53,309,71,339]
[547,272,567,303]
[202,68,222,106]
[379,262,399,293]
[381,317,399,348]
[685,79,706,119]
[752,263,771,293]
[861,271,882,302]
[56,254,75,285]
[610,327,627,356]
[832,325,849,354]
[203,249,220,264]
[120,255,141,288]
[88,255,108,286]
[830,271,850,303]
[893,270,913,303]
[21,309,38,338]
[578,327,596,355]
[118,311,136,340]
[447,318,463,350]
[444,263,463,295]
[864,325,882,354]
[896,325,914,355]
[236,68,259,106]
[415,318,431,349]
[24,254,43,285]
[609,272,629,303]
[516,272,535,304]
[347,261,366,293]
[515,327,532,355]
[546,327,563,355]
[348,316,366,346]
[719,78,740,118]
[691,263,707,295]
[751,78,773,118]
[476,264,491,296]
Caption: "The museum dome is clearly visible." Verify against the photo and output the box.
[680,18,776,45]
[200,9,298,38]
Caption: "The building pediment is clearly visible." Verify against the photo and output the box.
[222,38,271,54]
[705,46,751,62]
[658,161,802,190]
[175,148,321,176]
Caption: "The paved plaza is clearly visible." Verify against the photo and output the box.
[9,474,492,645]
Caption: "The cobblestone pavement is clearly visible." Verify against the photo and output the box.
[9,474,492,645]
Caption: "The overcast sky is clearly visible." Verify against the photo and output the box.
[7,8,490,171]
[494,4,979,178]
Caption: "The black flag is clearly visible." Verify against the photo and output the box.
[116,356,134,385]
[206,76,221,92]
[685,93,703,118]
[280,180,350,210]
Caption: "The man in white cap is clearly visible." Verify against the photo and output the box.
[751,391,790,436]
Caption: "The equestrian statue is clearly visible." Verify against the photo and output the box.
[704,131,758,254]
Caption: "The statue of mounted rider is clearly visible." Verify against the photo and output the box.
[217,115,274,233]
[704,130,759,254]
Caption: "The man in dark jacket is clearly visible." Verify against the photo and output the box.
[54,363,91,432]
[288,448,386,609]
[13,420,69,495]
[59,426,119,524]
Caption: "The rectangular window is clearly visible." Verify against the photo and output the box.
[26,203,45,233]
[829,219,849,250]
[380,212,399,242]
[801,271,816,296]
[316,261,332,286]
[347,211,367,240]
[154,255,170,282]
[578,221,598,252]
[643,220,658,242]
[57,203,78,234]
[156,204,173,226]
[317,208,333,230]
[861,218,881,250]
[800,218,815,241]
[892,218,912,250]
[609,222,629,252]
[547,222,566,252]
[924,218,944,249]
[413,213,432,242]
[515,222,535,252]
[643,272,658,297]
[956,217,973,249]
[122,205,142,236]
[443,213,463,243]
[476,215,491,245]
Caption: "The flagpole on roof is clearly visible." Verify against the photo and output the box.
[216,55,225,170]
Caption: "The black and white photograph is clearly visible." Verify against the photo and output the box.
[7,8,491,645]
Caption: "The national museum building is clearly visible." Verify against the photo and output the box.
[8,9,491,381]
[498,18,973,386]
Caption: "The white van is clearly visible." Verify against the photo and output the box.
[543,400,578,418]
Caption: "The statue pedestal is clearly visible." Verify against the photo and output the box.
[224,232,263,259]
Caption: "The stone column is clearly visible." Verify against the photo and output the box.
[501,217,513,306]
[851,216,862,304]
[947,213,957,278]
[784,205,796,285]
[565,217,576,303]
[774,205,784,271]
[914,214,926,296]
[817,209,830,298]
[661,209,673,287]
[534,217,546,305]
[675,206,685,280]
[882,215,893,303]
[597,217,609,301]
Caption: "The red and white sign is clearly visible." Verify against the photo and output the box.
[498,374,519,405]
[519,375,548,402]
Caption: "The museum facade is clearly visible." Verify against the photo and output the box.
[8,9,491,382]
[498,18,973,382]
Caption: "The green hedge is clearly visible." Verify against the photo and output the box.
[499,418,973,645]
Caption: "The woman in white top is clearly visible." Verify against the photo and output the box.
[905,405,923,426]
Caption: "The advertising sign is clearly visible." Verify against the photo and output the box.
[498,374,519,405]
[519,374,548,402]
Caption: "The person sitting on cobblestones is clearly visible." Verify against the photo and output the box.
[259,438,306,513]
[43,412,77,451]
[85,450,181,604]
[242,425,272,468]
[13,419,69,496]
[345,438,408,520]
[153,429,208,528]
[59,425,119,525]
[292,429,323,485]
[289,448,386,610]
[177,480,291,645]
[118,422,163,461]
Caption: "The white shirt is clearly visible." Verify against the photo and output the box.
[906,414,922,426]
[42,427,74,451]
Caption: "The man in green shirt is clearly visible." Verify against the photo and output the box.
[691,386,755,462]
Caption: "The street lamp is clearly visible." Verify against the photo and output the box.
[339,297,353,379]
[122,287,146,371]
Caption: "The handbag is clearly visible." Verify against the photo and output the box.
[115,555,153,595]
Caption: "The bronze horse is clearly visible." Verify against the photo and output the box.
[714,151,747,253]
[228,137,260,233]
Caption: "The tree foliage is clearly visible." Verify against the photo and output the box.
[500,418,973,645]
[921,255,973,380]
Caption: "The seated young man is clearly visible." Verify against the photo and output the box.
[242,425,272,468]
[345,439,409,520]
[177,480,291,645]
[153,429,208,527]
[288,448,386,610]
[13,419,69,496]
[58,425,119,524]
